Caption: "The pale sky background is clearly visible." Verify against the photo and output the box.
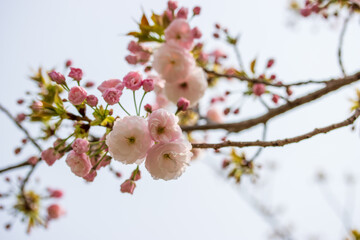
[1,0,360,239]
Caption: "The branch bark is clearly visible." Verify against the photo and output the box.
[192,108,360,149]
[183,71,360,133]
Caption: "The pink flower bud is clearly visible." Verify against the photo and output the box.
[31,101,43,112]
[127,41,142,53]
[48,189,63,198]
[286,87,293,96]
[142,79,154,92]
[41,148,61,166]
[193,6,201,15]
[272,94,280,104]
[253,83,266,96]
[144,104,152,113]
[167,0,178,11]
[68,86,87,105]
[120,180,136,194]
[65,151,91,177]
[131,169,141,181]
[165,10,173,21]
[177,97,190,111]
[123,71,143,91]
[83,170,97,182]
[17,99,24,105]
[103,88,122,105]
[86,95,98,107]
[267,59,275,68]
[16,113,26,123]
[300,8,312,17]
[72,138,89,154]
[207,107,224,123]
[85,81,94,88]
[125,55,138,65]
[48,71,66,84]
[47,204,65,220]
[27,156,39,165]
[68,67,83,81]
[65,60,72,68]
[176,7,188,19]
[191,27,202,39]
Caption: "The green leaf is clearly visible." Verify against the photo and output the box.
[250,58,257,74]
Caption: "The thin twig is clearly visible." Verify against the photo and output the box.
[249,123,268,161]
[192,108,360,149]
[0,103,42,152]
[338,13,352,77]
[204,68,334,88]
[0,161,30,174]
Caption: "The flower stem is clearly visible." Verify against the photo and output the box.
[92,151,109,171]
[138,92,147,116]
[133,91,138,116]
[118,103,131,116]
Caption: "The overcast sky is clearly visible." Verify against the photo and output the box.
[1,0,360,239]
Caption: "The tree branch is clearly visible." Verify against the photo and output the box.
[183,71,360,133]
[338,13,352,77]
[192,108,360,149]
[0,103,42,152]
[0,161,30,174]
[204,68,335,88]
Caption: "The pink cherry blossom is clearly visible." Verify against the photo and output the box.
[41,148,61,166]
[65,150,92,177]
[47,204,65,220]
[142,79,154,92]
[106,116,153,164]
[86,95,98,107]
[145,138,192,180]
[72,138,89,154]
[123,71,143,91]
[103,88,122,105]
[164,67,207,107]
[127,40,143,53]
[48,71,65,84]
[176,7,188,19]
[97,79,124,93]
[207,107,224,123]
[68,86,87,105]
[153,41,195,83]
[165,19,194,50]
[148,109,182,143]
[68,67,83,81]
[120,180,136,194]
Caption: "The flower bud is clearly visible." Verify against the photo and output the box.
[167,0,178,11]
[86,95,98,107]
[176,7,188,19]
[272,94,280,104]
[144,104,152,113]
[120,180,136,194]
[191,27,202,39]
[177,97,190,111]
[68,67,83,81]
[253,83,266,96]
[65,60,72,68]
[193,6,201,15]
[68,86,87,105]
[142,79,154,92]
[48,71,66,84]
[103,88,122,105]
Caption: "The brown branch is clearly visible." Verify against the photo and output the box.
[0,103,42,152]
[183,71,360,133]
[204,68,333,88]
[338,13,352,77]
[192,108,360,149]
[0,161,30,174]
